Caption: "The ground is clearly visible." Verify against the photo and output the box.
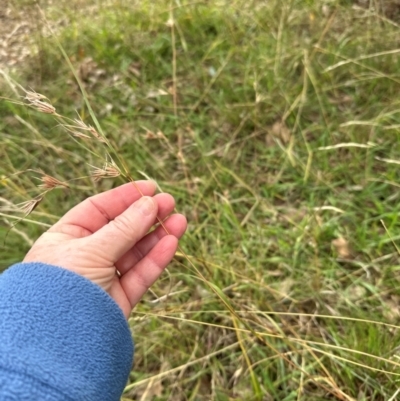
[2,1,400,400]
[0,2,35,70]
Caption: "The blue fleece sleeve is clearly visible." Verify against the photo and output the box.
[0,263,134,401]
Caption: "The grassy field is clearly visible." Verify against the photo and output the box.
[2,0,400,399]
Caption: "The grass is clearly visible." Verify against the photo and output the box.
[2,0,400,399]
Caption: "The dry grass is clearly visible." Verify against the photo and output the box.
[2,0,400,400]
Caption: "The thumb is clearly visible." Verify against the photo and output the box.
[88,196,158,263]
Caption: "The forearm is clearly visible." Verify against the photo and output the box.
[0,263,133,401]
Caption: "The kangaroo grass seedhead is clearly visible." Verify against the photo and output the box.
[30,99,56,114]
[90,162,121,182]
[64,117,107,143]
[24,90,48,103]
[68,130,91,140]
[16,195,43,216]
[24,90,56,114]
[38,174,69,189]
[88,125,106,143]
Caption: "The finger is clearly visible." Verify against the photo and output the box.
[150,193,176,225]
[120,235,178,308]
[88,196,159,262]
[114,191,179,273]
[51,180,156,235]
[108,278,132,319]
[116,214,187,274]
[108,192,176,269]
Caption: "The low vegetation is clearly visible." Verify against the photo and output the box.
[2,0,400,399]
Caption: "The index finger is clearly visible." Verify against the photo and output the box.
[51,180,156,234]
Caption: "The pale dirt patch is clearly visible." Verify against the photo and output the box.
[0,0,110,72]
[0,2,39,71]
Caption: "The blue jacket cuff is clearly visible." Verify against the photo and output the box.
[0,262,134,401]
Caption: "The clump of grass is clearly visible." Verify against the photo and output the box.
[3,0,400,400]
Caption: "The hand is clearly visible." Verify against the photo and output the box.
[23,181,187,318]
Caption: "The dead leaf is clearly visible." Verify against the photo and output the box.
[128,61,141,77]
[347,285,366,302]
[271,120,291,143]
[78,57,105,86]
[146,88,169,98]
[332,237,352,259]
[276,278,294,299]
[382,296,400,323]
[280,206,307,223]
[135,361,169,400]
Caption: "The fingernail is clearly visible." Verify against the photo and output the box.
[136,196,155,216]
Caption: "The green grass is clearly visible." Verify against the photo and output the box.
[3,0,400,399]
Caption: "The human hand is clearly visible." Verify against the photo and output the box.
[23,181,187,318]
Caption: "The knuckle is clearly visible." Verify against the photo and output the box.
[132,246,144,262]
[134,271,151,291]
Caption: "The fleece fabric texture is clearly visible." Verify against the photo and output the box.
[0,262,134,401]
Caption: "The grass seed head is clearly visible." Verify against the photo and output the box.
[88,125,106,143]
[70,130,91,139]
[17,196,43,215]
[24,91,56,114]
[31,100,56,114]
[26,99,56,114]
[71,118,106,143]
[72,118,88,130]
[38,174,69,189]
[90,163,121,182]
[24,91,48,103]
